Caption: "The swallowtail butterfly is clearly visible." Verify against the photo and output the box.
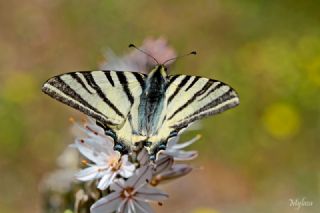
[42,46,239,160]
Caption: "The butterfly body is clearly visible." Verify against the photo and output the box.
[42,65,239,160]
[137,65,167,136]
[106,66,170,158]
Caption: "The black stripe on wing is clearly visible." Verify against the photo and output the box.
[104,72,115,87]
[42,76,117,126]
[81,72,125,118]
[185,76,200,91]
[188,88,237,117]
[198,82,224,101]
[116,72,134,105]
[171,89,239,130]
[166,75,180,89]
[167,75,191,104]
[70,73,93,94]
[168,79,214,120]
[131,72,146,90]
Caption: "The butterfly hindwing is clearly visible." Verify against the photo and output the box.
[42,70,146,127]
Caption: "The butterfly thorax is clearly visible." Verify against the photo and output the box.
[138,65,168,136]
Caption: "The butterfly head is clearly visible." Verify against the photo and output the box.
[129,43,196,75]
[149,64,168,77]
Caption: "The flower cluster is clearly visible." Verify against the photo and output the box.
[72,118,135,191]
[72,115,199,212]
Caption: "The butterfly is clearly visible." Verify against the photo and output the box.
[42,48,239,160]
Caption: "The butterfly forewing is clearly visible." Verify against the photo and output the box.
[165,74,239,132]
[42,70,146,127]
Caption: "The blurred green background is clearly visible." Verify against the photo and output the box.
[0,0,319,212]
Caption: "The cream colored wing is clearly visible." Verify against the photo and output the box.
[42,70,146,128]
[151,74,239,143]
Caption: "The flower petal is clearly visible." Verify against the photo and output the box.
[154,156,173,175]
[170,134,201,150]
[82,137,114,155]
[74,139,105,164]
[122,200,132,213]
[120,163,136,178]
[164,150,198,161]
[134,200,154,213]
[117,199,128,213]
[126,166,152,188]
[128,199,137,213]
[110,179,125,191]
[135,186,169,201]
[158,164,193,182]
[97,171,115,190]
[137,148,149,165]
[166,136,180,148]
[75,166,100,181]
[91,192,121,213]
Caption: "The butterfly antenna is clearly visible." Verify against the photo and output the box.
[163,51,197,66]
[128,44,159,65]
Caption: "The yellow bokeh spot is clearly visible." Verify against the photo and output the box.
[262,103,301,139]
[192,208,220,213]
[306,57,320,87]
[1,72,37,104]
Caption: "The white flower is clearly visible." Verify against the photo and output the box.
[150,155,193,186]
[91,166,168,213]
[71,118,135,190]
[164,134,201,160]
[137,149,193,186]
